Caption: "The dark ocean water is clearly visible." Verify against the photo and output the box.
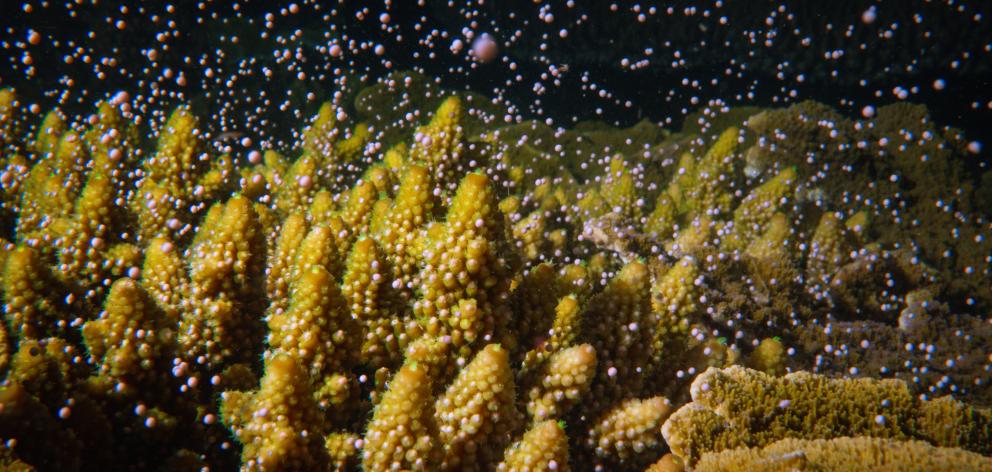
[3,0,991,151]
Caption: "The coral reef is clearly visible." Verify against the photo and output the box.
[497,420,570,472]
[220,354,329,470]
[0,74,989,472]
[693,436,991,471]
[662,366,991,466]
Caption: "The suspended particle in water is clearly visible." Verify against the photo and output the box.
[472,33,498,63]
[862,6,878,24]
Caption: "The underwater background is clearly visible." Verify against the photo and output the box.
[0,0,990,470]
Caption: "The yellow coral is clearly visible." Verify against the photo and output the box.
[306,189,336,224]
[601,155,641,223]
[141,236,187,322]
[362,362,440,471]
[382,142,408,171]
[134,179,179,242]
[182,195,266,373]
[32,109,65,158]
[583,262,655,411]
[724,167,797,251]
[497,420,570,472]
[645,191,677,240]
[3,245,69,340]
[685,127,739,217]
[58,170,119,295]
[435,344,522,471]
[509,263,565,361]
[745,337,785,376]
[325,432,360,471]
[376,165,435,305]
[188,196,265,301]
[416,173,515,369]
[513,210,549,261]
[645,454,684,472]
[82,278,174,388]
[342,237,420,369]
[662,366,992,466]
[652,257,698,357]
[221,353,329,470]
[409,96,465,194]
[0,88,21,152]
[845,209,870,242]
[694,436,991,472]
[0,76,989,472]
[338,122,371,163]
[292,220,348,283]
[274,151,321,215]
[9,337,75,407]
[807,211,848,284]
[302,101,339,168]
[268,265,359,379]
[340,178,377,237]
[144,107,206,200]
[743,212,797,290]
[266,213,308,315]
[525,343,597,421]
[588,396,673,465]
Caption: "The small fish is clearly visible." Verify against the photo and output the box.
[213,130,246,143]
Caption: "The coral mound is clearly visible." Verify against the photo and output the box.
[0,76,989,471]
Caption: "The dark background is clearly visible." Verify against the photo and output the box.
[2,0,990,156]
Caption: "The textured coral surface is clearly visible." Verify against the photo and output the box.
[0,69,989,472]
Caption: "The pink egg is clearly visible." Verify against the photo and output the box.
[471,34,498,63]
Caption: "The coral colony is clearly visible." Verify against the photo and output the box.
[0,1,990,471]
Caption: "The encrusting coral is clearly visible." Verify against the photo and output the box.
[661,365,991,467]
[693,436,991,472]
[0,73,989,472]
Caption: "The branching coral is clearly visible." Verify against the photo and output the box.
[497,420,570,472]
[409,96,466,195]
[181,195,267,377]
[362,361,440,471]
[582,261,656,411]
[2,245,71,340]
[221,353,329,470]
[0,79,989,472]
[415,173,517,375]
[268,265,359,380]
[523,343,597,421]
[588,395,673,467]
[435,344,522,471]
[82,278,175,390]
[342,237,421,370]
